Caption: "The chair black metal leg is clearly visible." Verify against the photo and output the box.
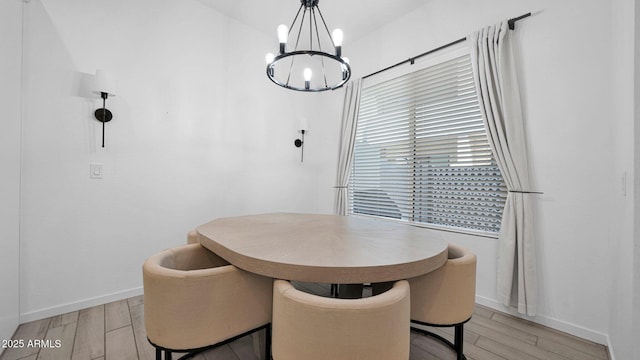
[454,323,465,360]
[265,325,272,360]
[149,325,271,360]
[330,283,338,297]
[337,284,364,299]
[371,281,394,296]
[411,320,468,360]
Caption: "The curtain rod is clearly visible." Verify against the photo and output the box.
[362,12,532,80]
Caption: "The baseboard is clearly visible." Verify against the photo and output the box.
[475,295,610,346]
[0,317,19,357]
[19,287,143,324]
[606,334,617,360]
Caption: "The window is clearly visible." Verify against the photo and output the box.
[349,49,507,234]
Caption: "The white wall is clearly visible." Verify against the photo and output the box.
[16,0,638,357]
[347,0,630,349]
[19,0,342,321]
[0,0,23,350]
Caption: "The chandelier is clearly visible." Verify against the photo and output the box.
[265,0,351,92]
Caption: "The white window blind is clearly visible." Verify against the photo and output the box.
[349,52,507,233]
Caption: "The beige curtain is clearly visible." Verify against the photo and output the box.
[468,21,537,316]
[334,79,362,215]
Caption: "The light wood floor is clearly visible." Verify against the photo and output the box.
[1,284,610,360]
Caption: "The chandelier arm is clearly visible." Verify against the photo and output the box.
[293,6,307,52]
[311,8,329,88]
[315,6,337,54]
[286,6,309,87]
[289,4,305,35]
[283,4,304,86]
[309,8,313,50]
[285,57,293,86]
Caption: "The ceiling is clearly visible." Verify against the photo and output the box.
[196,0,429,43]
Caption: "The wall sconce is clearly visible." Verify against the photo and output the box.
[92,70,117,148]
[294,118,309,163]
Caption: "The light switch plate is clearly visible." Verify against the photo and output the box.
[90,163,103,179]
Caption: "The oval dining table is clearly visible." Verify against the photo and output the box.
[196,213,448,284]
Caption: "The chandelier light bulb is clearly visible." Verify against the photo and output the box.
[340,57,350,80]
[277,24,289,43]
[332,28,343,46]
[304,68,312,90]
[277,24,288,53]
[341,57,350,71]
[266,53,275,76]
[332,28,343,57]
[265,53,275,64]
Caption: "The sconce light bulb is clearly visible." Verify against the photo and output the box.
[303,68,312,81]
[332,28,344,46]
[265,53,275,64]
[277,24,289,44]
[299,117,309,132]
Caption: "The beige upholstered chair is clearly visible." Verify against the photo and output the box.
[186,229,198,244]
[408,243,477,360]
[143,243,273,360]
[272,279,410,360]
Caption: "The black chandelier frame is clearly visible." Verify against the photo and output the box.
[266,0,351,92]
